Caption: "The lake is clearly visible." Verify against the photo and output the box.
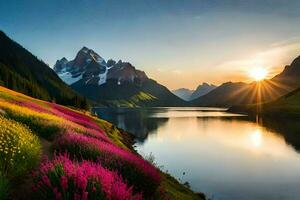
[93,107,300,200]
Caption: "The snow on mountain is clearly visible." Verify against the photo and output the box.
[53,47,148,87]
[98,67,108,85]
[57,72,83,85]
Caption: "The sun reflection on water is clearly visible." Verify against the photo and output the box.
[98,107,300,199]
[250,130,263,148]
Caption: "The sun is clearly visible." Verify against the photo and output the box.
[249,67,268,81]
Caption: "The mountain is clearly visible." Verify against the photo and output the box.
[172,83,216,101]
[172,88,194,101]
[54,47,148,87]
[229,86,300,117]
[0,31,88,109]
[191,82,249,106]
[262,86,300,116]
[271,55,300,90]
[189,83,217,100]
[192,55,300,107]
[54,47,186,107]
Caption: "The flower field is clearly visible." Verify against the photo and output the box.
[32,154,142,200]
[0,116,40,176]
[0,86,202,200]
[53,132,161,196]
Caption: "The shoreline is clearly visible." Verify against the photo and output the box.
[100,119,206,199]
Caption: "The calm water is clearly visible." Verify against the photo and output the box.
[93,107,300,200]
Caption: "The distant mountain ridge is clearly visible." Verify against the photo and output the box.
[191,82,248,106]
[54,47,186,107]
[172,83,216,101]
[190,83,217,100]
[172,88,194,101]
[192,55,300,107]
[0,30,88,109]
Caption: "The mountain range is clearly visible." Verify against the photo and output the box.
[54,47,185,107]
[0,31,88,109]
[172,83,216,101]
[191,56,300,107]
[2,29,300,109]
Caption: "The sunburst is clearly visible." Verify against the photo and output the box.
[249,67,268,81]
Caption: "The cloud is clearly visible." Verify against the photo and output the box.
[216,39,300,81]
[270,37,300,47]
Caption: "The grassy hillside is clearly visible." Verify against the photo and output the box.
[263,87,300,116]
[229,87,300,117]
[72,78,187,107]
[107,92,158,107]
[0,86,202,200]
[0,30,88,109]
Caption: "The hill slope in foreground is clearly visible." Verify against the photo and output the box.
[0,86,202,200]
[229,86,300,118]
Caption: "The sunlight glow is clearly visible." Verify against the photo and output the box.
[249,67,268,81]
[250,130,263,148]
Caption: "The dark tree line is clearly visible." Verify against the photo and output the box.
[0,31,89,110]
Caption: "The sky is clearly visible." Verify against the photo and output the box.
[1,0,300,90]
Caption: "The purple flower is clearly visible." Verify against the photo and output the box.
[49,103,101,131]
[54,132,161,195]
[32,154,142,200]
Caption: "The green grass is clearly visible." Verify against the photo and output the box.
[0,173,9,200]
[257,90,300,117]
[230,87,300,117]
[132,91,157,101]
[107,91,157,107]
[161,173,203,200]
[93,117,129,149]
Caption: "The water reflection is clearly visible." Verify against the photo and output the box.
[93,107,300,200]
[94,107,169,140]
[250,130,262,148]
[219,116,300,154]
[261,118,300,153]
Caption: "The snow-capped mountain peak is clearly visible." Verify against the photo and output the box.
[53,47,148,86]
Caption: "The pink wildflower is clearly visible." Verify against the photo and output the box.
[42,175,51,187]
[32,154,142,200]
[60,176,68,190]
